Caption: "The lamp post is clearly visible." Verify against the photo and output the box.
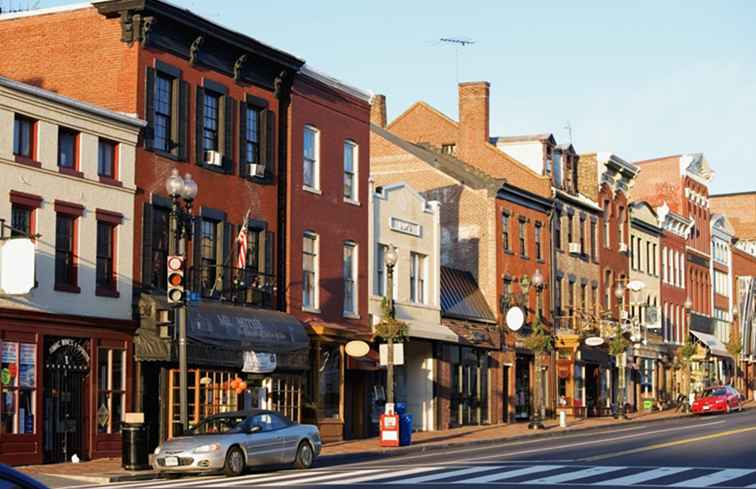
[684,296,693,395]
[165,168,198,434]
[614,282,627,419]
[383,245,399,411]
[529,269,546,430]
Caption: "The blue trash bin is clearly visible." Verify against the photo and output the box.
[395,402,407,415]
[399,414,413,446]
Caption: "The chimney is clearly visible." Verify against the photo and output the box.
[371,94,387,128]
[458,81,490,157]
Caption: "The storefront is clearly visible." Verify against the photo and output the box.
[555,341,612,417]
[689,330,735,390]
[0,309,134,466]
[135,296,309,448]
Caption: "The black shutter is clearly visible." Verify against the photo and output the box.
[223,222,233,294]
[144,67,156,149]
[195,87,205,166]
[224,97,235,174]
[264,230,274,276]
[192,216,203,293]
[265,109,275,174]
[177,80,189,161]
[258,108,268,175]
[238,103,247,177]
[141,203,154,289]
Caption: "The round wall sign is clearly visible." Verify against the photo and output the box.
[345,340,370,358]
[585,336,605,347]
[505,307,524,332]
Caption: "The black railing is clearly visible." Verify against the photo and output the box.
[189,263,275,309]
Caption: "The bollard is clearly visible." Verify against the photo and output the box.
[559,410,567,428]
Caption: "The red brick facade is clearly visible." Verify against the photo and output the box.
[598,184,630,317]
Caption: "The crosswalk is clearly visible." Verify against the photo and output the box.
[91,464,756,488]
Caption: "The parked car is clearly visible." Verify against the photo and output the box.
[0,464,49,489]
[153,410,321,477]
[691,386,744,415]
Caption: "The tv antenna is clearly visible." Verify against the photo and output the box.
[564,120,574,145]
[440,37,475,83]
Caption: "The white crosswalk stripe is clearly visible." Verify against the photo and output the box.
[319,466,438,485]
[384,465,505,484]
[593,466,692,486]
[263,470,385,486]
[207,470,340,487]
[523,466,627,485]
[454,465,565,484]
[669,468,756,487]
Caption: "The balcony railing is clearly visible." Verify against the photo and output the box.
[189,263,275,309]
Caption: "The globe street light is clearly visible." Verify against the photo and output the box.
[529,269,547,430]
[614,281,627,419]
[383,245,399,412]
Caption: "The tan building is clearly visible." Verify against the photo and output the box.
[0,75,143,464]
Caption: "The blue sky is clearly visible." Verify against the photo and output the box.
[34,0,756,194]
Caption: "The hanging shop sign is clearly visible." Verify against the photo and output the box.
[506,306,525,332]
[585,336,605,347]
[379,343,404,366]
[242,351,277,373]
[345,340,370,358]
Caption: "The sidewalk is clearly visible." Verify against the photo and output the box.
[16,406,723,484]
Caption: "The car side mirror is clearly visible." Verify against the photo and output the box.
[248,425,262,434]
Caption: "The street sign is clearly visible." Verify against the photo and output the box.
[379,343,404,366]
[505,306,524,331]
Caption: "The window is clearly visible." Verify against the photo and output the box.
[662,247,668,283]
[618,206,625,245]
[0,341,36,434]
[603,202,610,247]
[203,92,220,152]
[13,115,34,159]
[344,141,358,201]
[535,223,543,261]
[567,214,573,244]
[592,285,599,315]
[590,220,597,260]
[604,270,612,309]
[244,106,261,165]
[652,244,657,276]
[200,219,218,296]
[154,73,173,152]
[375,244,386,296]
[568,281,575,316]
[343,243,357,315]
[98,139,117,179]
[410,252,426,304]
[646,242,651,274]
[579,216,585,254]
[580,284,587,312]
[55,214,76,287]
[441,143,456,155]
[97,348,125,434]
[502,212,510,252]
[303,126,319,190]
[554,214,562,251]
[58,128,78,169]
[11,205,32,238]
[518,219,527,257]
[555,277,562,315]
[96,221,116,290]
[303,232,318,309]
[630,236,636,269]
[319,344,340,418]
[150,207,170,290]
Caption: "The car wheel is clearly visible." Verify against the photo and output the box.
[223,446,246,477]
[725,404,731,414]
[293,441,314,470]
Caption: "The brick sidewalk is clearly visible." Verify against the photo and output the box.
[15,406,707,483]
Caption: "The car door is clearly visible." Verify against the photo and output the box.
[242,414,281,467]
[271,415,299,464]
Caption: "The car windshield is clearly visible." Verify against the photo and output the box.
[703,388,727,397]
[191,415,248,435]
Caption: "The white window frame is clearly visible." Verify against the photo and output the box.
[303,125,320,192]
[343,140,359,204]
[302,231,320,312]
[343,241,358,318]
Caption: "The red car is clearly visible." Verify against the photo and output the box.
[691,386,743,415]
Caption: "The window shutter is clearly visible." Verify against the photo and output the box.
[144,67,156,149]
[192,216,202,293]
[177,80,189,161]
[238,103,247,177]
[264,109,275,173]
[222,222,233,294]
[224,97,235,174]
[141,203,154,288]
[265,230,274,276]
[195,87,205,165]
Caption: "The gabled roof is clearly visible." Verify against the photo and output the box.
[440,267,496,324]
[490,133,555,145]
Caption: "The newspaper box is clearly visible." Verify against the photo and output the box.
[379,414,400,447]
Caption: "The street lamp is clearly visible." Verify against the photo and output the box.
[165,168,198,434]
[529,269,547,430]
[383,245,399,412]
[614,281,627,419]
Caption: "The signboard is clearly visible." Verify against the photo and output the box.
[389,217,421,237]
[0,238,35,295]
[379,344,404,366]
[585,336,605,347]
[645,306,660,329]
[505,307,525,332]
[242,351,277,373]
[345,340,370,358]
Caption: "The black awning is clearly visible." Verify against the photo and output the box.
[187,302,309,354]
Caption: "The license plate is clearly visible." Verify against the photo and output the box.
[703,405,710,410]
[164,457,179,467]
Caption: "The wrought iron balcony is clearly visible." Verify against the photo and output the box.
[189,263,275,309]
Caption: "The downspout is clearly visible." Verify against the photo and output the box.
[275,70,295,311]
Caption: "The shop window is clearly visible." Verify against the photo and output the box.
[11,204,32,238]
[0,341,36,434]
[168,369,240,439]
[97,348,125,434]
[319,345,340,419]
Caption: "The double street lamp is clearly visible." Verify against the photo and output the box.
[383,245,399,411]
[614,282,628,419]
[165,168,198,434]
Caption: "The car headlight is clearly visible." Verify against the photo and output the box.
[154,446,161,455]
[193,443,221,453]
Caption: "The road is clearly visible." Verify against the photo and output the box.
[55,408,756,489]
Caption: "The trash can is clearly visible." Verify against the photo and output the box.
[399,413,413,446]
[395,402,407,415]
[122,422,150,470]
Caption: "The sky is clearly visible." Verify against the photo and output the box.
[27,0,756,195]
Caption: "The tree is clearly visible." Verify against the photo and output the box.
[678,336,697,396]
[727,326,742,388]
[523,317,553,426]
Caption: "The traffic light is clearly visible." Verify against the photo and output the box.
[167,255,185,304]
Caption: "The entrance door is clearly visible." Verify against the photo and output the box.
[585,364,600,417]
[502,365,510,423]
[44,338,90,463]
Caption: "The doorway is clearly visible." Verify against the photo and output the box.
[515,354,532,420]
[502,365,510,423]
[585,363,600,417]
[43,337,90,463]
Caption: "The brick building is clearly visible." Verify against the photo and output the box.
[0,0,370,448]
[370,82,554,426]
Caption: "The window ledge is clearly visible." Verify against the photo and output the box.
[343,312,361,320]
[55,283,81,294]
[14,155,42,168]
[96,287,120,298]
[151,148,180,161]
[99,176,123,187]
[59,167,84,178]
[343,198,361,207]
[303,186,322,196]
[302,306,321,314]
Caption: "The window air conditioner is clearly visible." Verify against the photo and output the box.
[249,163,265,177]
[619,242,629,253]
[568,242,581,254]
[205,150,222,166]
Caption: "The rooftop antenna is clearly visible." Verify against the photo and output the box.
[440,37,475,83]
[564,120,573,145]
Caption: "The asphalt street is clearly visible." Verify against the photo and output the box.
[53,408,756,489]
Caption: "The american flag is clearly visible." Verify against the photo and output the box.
[236,209,251,269]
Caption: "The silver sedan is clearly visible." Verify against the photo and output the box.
[153,409,322,477]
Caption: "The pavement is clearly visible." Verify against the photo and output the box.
[19,405,716,487]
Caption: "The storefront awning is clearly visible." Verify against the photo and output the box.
[690,330,734,359]
[187,302,309,354]
[407,320,459,343]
